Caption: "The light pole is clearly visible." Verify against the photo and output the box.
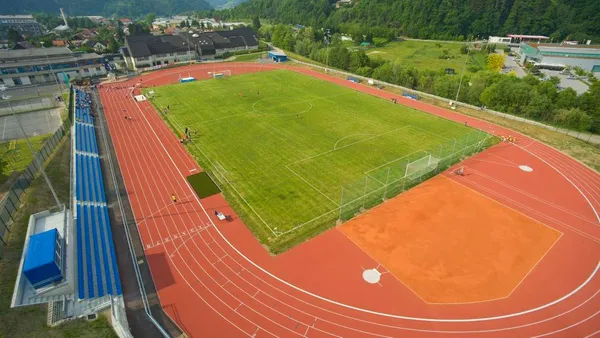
[184,30,194,64]
[324,29,331,73]
[454,40,471,106]
[10,105,62,209]
[40,41,64,95]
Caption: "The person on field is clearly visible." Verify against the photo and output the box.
[454,166,465,176]
[171,194,177,203]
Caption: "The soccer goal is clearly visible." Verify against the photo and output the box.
[210,70,232,79]
[404,153,439,179]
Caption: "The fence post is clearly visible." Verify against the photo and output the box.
[362,176,368,209]
[2,202,15,226]
[338,187,344,221]
[383,167,390,200]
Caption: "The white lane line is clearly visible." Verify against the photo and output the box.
[133,64,600,324]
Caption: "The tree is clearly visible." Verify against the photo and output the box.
[349,50,369,72]
[555,88,578,109]
[252,16,261,31]
[7,28,23,47]
[553,108,592,131]
[486,54,504,72]
[146,13,156,27]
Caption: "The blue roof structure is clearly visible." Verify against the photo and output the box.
[23,229,62,289]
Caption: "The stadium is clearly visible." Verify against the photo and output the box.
[10,61,600,337]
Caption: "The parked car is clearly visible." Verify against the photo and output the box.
[1,94,12,100]
[0,84,7,91]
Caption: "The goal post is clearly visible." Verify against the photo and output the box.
[209,70,232,79]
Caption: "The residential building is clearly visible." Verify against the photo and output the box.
[0,15,43,40]
[0,47,107,87]
[123,28,259,70]
[82,39,107,53]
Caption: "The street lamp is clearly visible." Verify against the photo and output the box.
[324,28,331,73]
[184,30,194,64]
[454,40,471,106]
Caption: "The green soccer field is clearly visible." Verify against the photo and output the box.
[146,70,493,252]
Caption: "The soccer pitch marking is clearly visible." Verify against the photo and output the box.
[146,79,488,238]
[333,133,374,150]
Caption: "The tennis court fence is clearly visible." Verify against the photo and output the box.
[0,88,73,259]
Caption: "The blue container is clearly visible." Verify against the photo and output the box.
[23,229,63,289]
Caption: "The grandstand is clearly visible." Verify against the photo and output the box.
[11,88,127,332]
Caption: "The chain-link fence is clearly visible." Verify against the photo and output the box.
[0,88,73,259]
[339,129,494,221]
[0,96,59,116]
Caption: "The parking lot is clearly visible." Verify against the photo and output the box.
[540,69,589,94]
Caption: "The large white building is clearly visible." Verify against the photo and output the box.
[0,48,108,87]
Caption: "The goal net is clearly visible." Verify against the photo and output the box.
[404,153,439,179]
[210,70,232,79]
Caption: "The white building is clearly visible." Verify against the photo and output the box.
[488,36,511,44]
[0,48,108,87]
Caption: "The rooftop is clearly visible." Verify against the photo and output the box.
[508,34,549,39]
[0,15,35,19]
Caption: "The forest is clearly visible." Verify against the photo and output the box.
[221,0,600,43]
[262,24,600,133]
[3,0,211,17]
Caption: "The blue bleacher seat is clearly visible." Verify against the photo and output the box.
[82,205,94,298]
[90,205,104,298]
[73,89,123,299]
[76,204,85,299]
[101,206,122,294]
[96,206,112,296]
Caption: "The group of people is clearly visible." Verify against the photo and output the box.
[502,135,518,143]
[179,126,196,144]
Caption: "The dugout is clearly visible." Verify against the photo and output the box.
[268,51,288,62]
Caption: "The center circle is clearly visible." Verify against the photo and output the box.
[362,269,382,284]
[519,165,533,172]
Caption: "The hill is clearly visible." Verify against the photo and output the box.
[222,0,600,41]
[3,0,211,17]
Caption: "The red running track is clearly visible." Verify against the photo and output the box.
[99,62,600,337]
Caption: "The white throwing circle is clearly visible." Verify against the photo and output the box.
[362,269,382,284]
[519,165,533,172]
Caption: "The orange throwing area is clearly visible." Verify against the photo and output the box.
[339,175,561,303]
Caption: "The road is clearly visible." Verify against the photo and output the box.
[0,109,62,141]
[500,51,527,78]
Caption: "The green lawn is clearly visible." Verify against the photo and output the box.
[357,40,487,73]
[147,70,492,252]
[0,135,49,186]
